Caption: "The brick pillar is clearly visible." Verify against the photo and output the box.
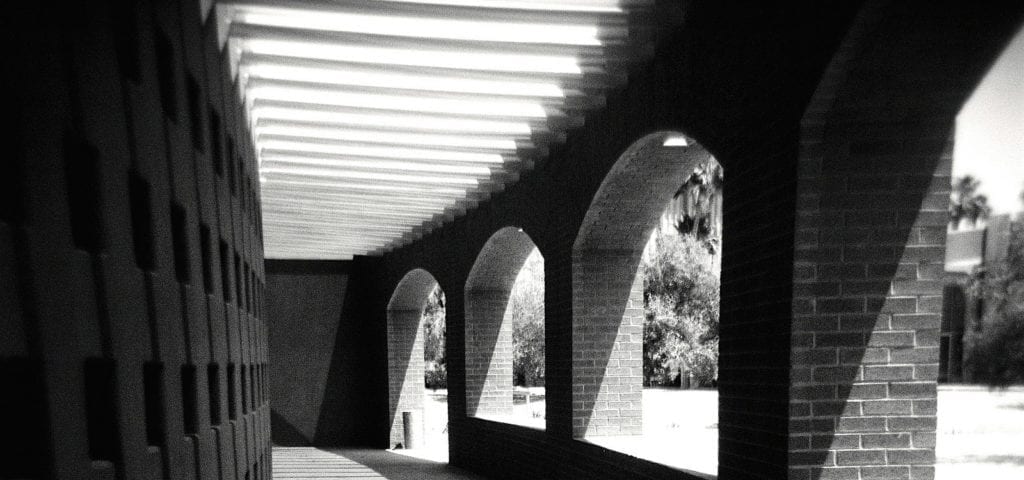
[782,2,1020,478]
[789,142,949,478]
[571,253,644,437]
[464,290,514,418]
[788,5,956,476]
[386,309,426,448]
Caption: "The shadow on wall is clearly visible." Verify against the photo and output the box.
[317,258,392,447]
[271,410,310,446]
[267,259,390,447]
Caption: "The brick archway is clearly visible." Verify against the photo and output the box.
[464,226,542,422]
[386,268,440,447]
[572,131,713,438]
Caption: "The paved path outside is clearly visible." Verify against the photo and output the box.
[418,386,1024,478]
[273,447,487,480]
[936,385,1024,480]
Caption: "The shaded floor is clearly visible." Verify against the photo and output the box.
[273,447,487,480]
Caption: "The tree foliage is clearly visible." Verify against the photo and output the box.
[950,175,992,229]
[966,202,1024,387]
[641,227,720,386]
[423,286,447,389]
[510,248,545,387]
[672,158,724,254]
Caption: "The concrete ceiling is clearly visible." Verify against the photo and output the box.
[216,0,657,259]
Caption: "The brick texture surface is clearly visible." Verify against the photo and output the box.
[789,2,1024,480]
[372,3,855,476]
[572,257,645,436]
[388,309,427,446]
[465,291,516,417]
[2,2,269,480]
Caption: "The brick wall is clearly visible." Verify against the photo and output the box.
[789,2,1024,480]
[571,256,645,437]
[464,291,515,418]
[387,310,427,447]
[1,2,269,480]
[369,3,867,479]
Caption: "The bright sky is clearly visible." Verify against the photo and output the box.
[953,25,1024,215]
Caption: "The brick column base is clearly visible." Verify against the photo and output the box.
[464,290,514,418]
[572,254,644,437]
[387,309,426,447]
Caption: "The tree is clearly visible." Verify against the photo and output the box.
[641,227,720,386]
[965,200,1024,386]
[641,157,723,387]
[672,157,723,254]
[950,175,992,229]
[644,295,684,385]
[965,309,1024,387]
[509,248,545,387]
[423,286,447,389]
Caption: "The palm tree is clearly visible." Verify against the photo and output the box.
[950,175,991,229]
[664,158,723,254]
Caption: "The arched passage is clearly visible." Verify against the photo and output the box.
[387,268,441,448]
[572,131,720,473]
[464,227,544,426]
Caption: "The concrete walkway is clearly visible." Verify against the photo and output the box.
[273,447,487,480]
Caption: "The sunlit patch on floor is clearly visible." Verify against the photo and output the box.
[272,447,485,480]
[273,447,385,479]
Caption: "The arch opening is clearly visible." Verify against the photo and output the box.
[464,227,546,429]
[935,23,1024,478]
[572,131,721,476]
[386,268,447,454]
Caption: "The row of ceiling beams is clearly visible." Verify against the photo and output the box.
[217,0,659,259]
